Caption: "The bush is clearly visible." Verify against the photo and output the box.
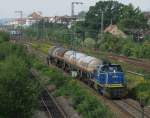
[131,82,150,105]
[84,38,95,48]
[0,32,9,43]
[0,44,39,118]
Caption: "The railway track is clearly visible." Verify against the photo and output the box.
[40,89,67,118]
[108,54,150,72]
[31,69,67,118]
[25,42,150,118]
[113,99,150,118]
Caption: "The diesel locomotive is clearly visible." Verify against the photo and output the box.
[47,46,127,98]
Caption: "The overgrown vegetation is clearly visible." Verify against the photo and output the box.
[32,58,114,118]
[0,32,39,118]
[130,82,150,106]
[99,34,150,59]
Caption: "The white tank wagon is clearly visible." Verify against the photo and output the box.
[63,51,86,65]
[48,47,102,73]
[63,51,102,72]
[47,47,67,67]
[78,56,102,72]
[52,47,66,60]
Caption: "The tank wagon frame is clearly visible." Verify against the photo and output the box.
[47,46,127,98]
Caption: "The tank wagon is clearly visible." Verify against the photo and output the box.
[47,47,127,98]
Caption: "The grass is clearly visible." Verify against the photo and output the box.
[125,72,145,89]
[32,58,114,118]
[30,41,51,54]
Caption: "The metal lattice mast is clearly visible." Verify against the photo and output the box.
[15,10,23,40]
[71,2,83,17]
[71,2,83,73]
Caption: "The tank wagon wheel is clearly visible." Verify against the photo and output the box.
[76,70,80,78]
[50,57,54,65]
[90,81,94,88]
[62,62,66,70]
[78,71,83,80]
[94,83,100,93]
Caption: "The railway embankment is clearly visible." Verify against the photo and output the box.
[24,41,138,118]
[27,40,150,107]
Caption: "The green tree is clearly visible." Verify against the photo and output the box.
[118,4,148,32]
[0,31,9,43]
[0,56,39,118]
[78,11,86,19]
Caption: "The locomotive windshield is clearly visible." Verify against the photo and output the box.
[101,65,123,72]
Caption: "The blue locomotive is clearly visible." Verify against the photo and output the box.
[94,64,127,98]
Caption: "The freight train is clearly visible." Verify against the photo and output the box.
[47,46,127,98]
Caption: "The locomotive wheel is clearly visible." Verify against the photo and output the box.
[94,83,99,93]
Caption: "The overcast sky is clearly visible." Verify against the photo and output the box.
[0,0,149,18]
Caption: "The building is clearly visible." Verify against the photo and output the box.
[25,12,42,26]
[104,25,127,38]
[4,12,78,27]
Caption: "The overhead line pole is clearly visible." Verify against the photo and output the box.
[15,10,23,40]
[71,2,83,77]
[101,11,104,41]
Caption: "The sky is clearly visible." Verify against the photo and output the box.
[0,0,150,18]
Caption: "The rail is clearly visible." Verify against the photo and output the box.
[127,71,144,77]
[113,99,150,118]
[31,69,67,118]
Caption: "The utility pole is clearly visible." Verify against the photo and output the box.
[71,2,83,77]
[15,10,23,40]
[100,11,104,41]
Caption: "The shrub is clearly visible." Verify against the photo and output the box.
[0,32,9,43]
[0,46,39,118]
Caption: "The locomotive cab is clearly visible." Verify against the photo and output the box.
[95,64,127,98]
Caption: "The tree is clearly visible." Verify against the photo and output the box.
[0,55,39,118]
[118,4,148,32]
[0,31,9,43]
[78,11,86,19]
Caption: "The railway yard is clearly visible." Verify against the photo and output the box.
[24,41,150,118]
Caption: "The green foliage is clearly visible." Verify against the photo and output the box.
[99,33,150,59]
[25,22,71,44]
[78,11,86,19]
[0,32,9,43]
[131,83,150,105]
[118,4,148,31]
[0,41,39,118]
[32,59,114,118]
[83,38,95,48]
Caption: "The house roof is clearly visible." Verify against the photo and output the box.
[104,25,127,38]
[28,12,42,20]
